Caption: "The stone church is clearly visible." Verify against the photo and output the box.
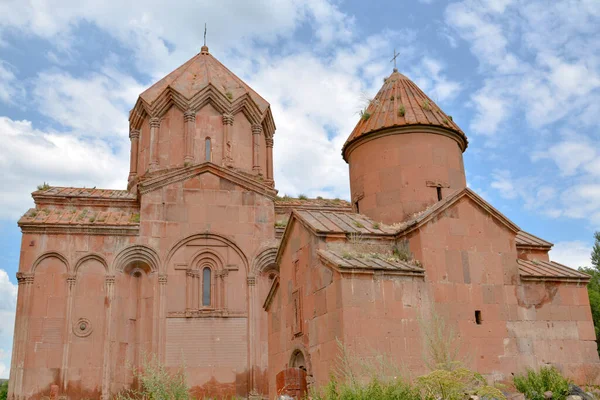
[8,45,599,399]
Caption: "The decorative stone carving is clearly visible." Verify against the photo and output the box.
[105,275,116,285]
[73,318,93,337]
[247,275,256,286]
[222,113,234,126]
[16,272,34,285]
[158,274,168,285]
[67,274,77,288]
[184,109,196,122]
[129,129,140,140]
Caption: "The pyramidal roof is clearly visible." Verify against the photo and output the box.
[343,70,467,157]
[139,46,270,113]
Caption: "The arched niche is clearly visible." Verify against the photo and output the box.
[289,345,312,376]
[113,258,156,391]
[25,255,69,391]
[113,245,160,274]
[70,255,107,392]
[165,233,249,314]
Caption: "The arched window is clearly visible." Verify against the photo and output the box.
[205,137,212,162]
[202,267,211,306]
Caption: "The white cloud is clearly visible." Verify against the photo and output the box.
[33,66,145,138]
[412,57,463,102]
[0,117,128,220]
[446,0,600,136]
[550,240,592,269]
[0,269,17,379]
[0,0,355,80]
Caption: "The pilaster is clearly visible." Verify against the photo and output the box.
[149,117,161,171]
[184,109,196,165]
[222,113,234,168]
[265,136,274,186]
[128,129,140,180]
[102,275,116,398]
[251,124,262,175]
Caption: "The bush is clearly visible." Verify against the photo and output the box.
[513,366,571,400]
[417,368,505,400]
[0,380,8,400]
[114,354,189,400]
[312,376,420,400]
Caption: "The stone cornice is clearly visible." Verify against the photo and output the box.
[167,310,247,318]
[137,162,278,199]
[18,223,139,236]
[342,124,468,162]
[32,195,139,208]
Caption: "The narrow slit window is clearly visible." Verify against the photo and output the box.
[202,267,211,306]
[475,310,482,325]
[205,137,212,162]
[354,200,360,213]
[436,186,442,201]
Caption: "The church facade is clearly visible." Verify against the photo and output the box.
[8,46,599,399]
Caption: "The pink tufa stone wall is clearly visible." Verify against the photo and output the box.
[268,195,600,393]
[347,131,466,224]
[10,95,278,399]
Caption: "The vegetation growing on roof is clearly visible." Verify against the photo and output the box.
[130,213,140,223]
[398,104,406,117]
[37,182,51,191]
[327,234,421,267]
[360,109,371,121]
[274,219,288,228]
[225,91,233,100]
[421,100,431,111]
[298,194,308,200]
[77,209,89,221]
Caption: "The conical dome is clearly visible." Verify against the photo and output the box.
[343,71,467,160]
[139,46,270,114]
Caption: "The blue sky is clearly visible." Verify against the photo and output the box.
[0,0,599,378]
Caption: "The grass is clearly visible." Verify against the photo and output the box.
[372,222,381,230]
[311,338,504,400]
[114,353,189,400]
[37,182,51,191]
[360,109,371,121]
[418,308,464,371]
[274,219,288,228]
[225,91,233,100]
[513,366,571,400]
[421,100,431,111]
[328,233,421,266]
[418,368,505,400]
[398,104,406,117]
[353,221,365,228]
[130,213,140,223]
[298,194,308,200]
[77,209,89,221]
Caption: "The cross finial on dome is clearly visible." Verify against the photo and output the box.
[390,48,399,72]
[201,23,209,54]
